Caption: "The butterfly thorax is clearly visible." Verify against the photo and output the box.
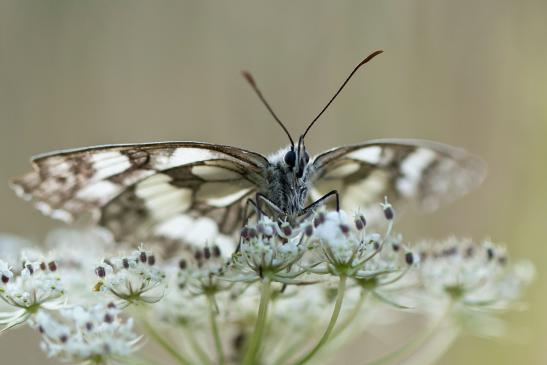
[262,147,314,218]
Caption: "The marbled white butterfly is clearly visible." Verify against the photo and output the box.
[10,50,486,249]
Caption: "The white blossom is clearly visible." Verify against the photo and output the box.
[35,303,141,364]
[94,245,166,306]
[0,258,65,332]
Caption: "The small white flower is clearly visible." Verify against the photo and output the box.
[416,238,533,310]
[94,245,166,306]
[0,258,64,332]
[177,244,232,296]
[35,303,141,364]
[308,205,413,279]
[230,215,307,283]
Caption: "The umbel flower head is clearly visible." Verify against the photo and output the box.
[176,244,232,296]
[0,257,65,332]
[417,238,534,307]
[35,303,141,364]
[229,215,307,283]
[307,199,415,280]
[93,244,166,307]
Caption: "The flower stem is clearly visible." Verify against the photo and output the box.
[242,277,272,365]
[365,302,453,365]
[207,294,225,365]
[292,275,347,365]
[332,289,367,338]
[143,320,193,365]
[181,326,213,365]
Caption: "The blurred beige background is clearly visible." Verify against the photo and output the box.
[1,1,546,364]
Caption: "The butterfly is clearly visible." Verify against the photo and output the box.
[10,50,486,249]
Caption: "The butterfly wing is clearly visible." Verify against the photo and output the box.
[11,142,269,241]
[310,139,486,219]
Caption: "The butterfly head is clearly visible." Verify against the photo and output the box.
[284,136,310,179]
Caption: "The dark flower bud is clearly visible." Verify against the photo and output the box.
[464,246,475,258]
[305,225,314,237]
[122,258,129,269]
[355,218,364,231]
[241,227,249,240]
[248,228,257,239]
[48,261,57,272]
[104,313,114,323]
[26,264,34,275]
[212,245,222,258]
[139,251,147,263]
[147,255,156,266]
[60,334,68,343]
[204,247,211,259]
[383,205,394,220]
[95,266,106,278]
[194,250,203,261]
[85,322,93,331]
[314,212,326,228]
[405,252,415,265]
[487,247,495,260]
[1,275,9,284]
[40,262,47,271]
[392,243,401,252]
[339,224,350,235]
[107,302,116,309]
[179,259,187,270]
[282,225,292,237]
[442,247,457,256]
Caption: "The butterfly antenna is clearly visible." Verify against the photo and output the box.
[242,71,295,148]
[301,50,384,140]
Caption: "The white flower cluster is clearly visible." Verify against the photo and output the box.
[0,200,535,365]
[176,244,232,296]
[230,215,307,283]
[0,257,64,332]
[417,238,534,309]
[94,244,166,306]
[35,303,141,364]
[308,208,414,278]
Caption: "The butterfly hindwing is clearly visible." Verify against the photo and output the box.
[11,142,269,240]
[311,139,487,217]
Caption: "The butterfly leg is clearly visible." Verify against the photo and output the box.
[242,198,267,223]
[255,192,284,217]
[301,190,340,216]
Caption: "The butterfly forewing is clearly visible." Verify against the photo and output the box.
[11,142,269,241]
[311,139,487,217]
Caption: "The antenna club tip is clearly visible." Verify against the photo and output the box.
[359,50,384,66]
[241,70,256,87]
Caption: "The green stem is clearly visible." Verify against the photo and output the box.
[292,275,347,365]
[181,326,213,365]
[365,302,453,365]
[332,289,367,338]
[207,294,225,365]
[242,277,272,365]
[143,320,193,365]
[271,332,313,365]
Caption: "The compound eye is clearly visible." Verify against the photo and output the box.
[284,150,296,168]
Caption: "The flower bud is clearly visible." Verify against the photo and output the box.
[48,261,57,272]
[95,266,106,278]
